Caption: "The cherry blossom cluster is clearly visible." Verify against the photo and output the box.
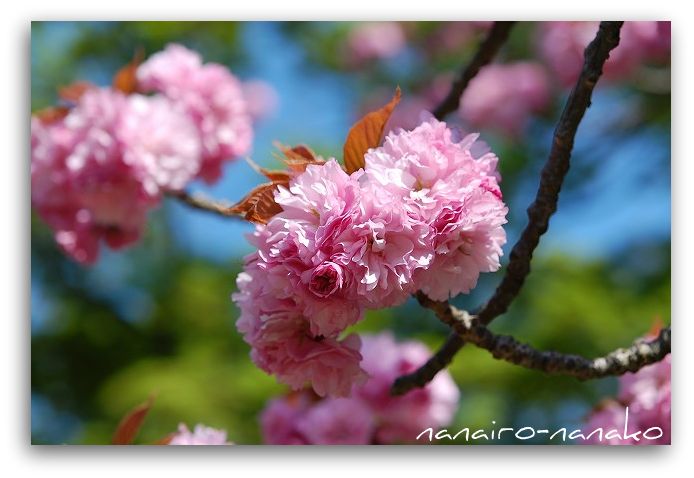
[584,354,670,445]
[168,423,232,445]
[260,333,460,444]
[233,117,508,397]
[31,44,266,263]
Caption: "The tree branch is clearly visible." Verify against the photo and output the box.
[432,21,516,120]
[167,190,243,218]
[393,21,626,395]
[399,295,670,383]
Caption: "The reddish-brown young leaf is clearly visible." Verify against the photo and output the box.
[33,106,70,124]
[113,48,145,94]
[245,157,293,183]
[228,180,288,224]
[276,143,318,162]
[287,144,317,161]
[274,142,325,173]
[58,81,96,103]
[342,87,401,174]
[245,184,285,224]
[258,169,293,182]
[112,397,154,445]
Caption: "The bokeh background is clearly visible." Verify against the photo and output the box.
[30,21,670,444]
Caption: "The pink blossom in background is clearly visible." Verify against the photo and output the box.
[32,43,264,264]
[618,354,671,442]
[241,80,279,121]
[118,94,201,193]
[234,119,506,394]
[458,62,550,137]
[538,21,671,87]
[583,401,634,445]
[346,22,406,64]
[355,333,460,443]
[137,43,253,183]
[295,398,374,445]
[584,354,670,445]
[259,333,460,445]
[31,88,201,263]
[261,393,314,445]
[169,423,231,445]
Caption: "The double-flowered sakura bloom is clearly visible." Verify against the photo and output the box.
[169,423,231,445]
[364,118,508,301]
[233,118,508,397]
[458,62,550,137]
[137,43,254,183]
[32,44,259,264]
[31,88,201,263]
[538,21,671,88]
[584,354,670,445]
[260,333,460,444]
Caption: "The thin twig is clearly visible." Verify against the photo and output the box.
[432,21,516,120]
[167,190,242,218]
[393,21,626,395]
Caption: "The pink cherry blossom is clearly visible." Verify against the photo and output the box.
[169,423,230,445]
[260,393,313,445]
[584,354,670,445]
[243,160,366,338]
[366,118,501,192]
[295,398,374,444]
[415,184,508,300]
[365,118,508,300]
[281,160,432,308]
[233,262,366,397]
[118,94,201,193]
[259,333,460,445]
[235,119,505,396]
[326,174,433,308]
[618,354,671,443]
[31,88,201,263]
[459,62,550,137]
[355,333,460,443]
[583,401,634,445]
[137,43,253,183]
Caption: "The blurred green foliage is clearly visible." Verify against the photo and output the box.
[30,21,670,445]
